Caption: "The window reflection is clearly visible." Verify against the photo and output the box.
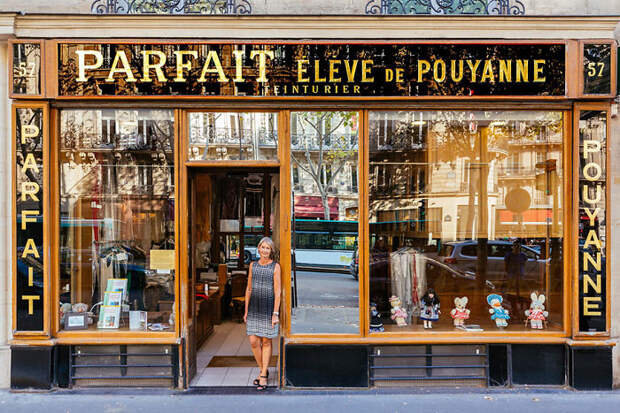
[188,112,278,161]
[59,109,175,332]
[368,111,564,333]
[290,112,359,334]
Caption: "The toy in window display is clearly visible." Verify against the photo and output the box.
[487,294,509,328]
[389,295,408,327]
[369,302,384,332]
[450,296,470,327]
[525,292,548,329]
[420,289,440,329]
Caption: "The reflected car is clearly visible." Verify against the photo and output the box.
[432,240,546,286]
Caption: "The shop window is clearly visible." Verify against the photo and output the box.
[188,112,278,161]
[289,111,360,335]
[368,110,564,334]
[59,109,175,333]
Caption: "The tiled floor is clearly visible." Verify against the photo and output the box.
[190,321,279,387]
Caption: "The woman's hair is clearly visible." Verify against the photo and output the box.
[257,237,277,261]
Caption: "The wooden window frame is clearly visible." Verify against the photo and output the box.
[578,39,617,99]
[8,39,46,100]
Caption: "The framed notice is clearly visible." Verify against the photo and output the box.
[64,312,89,331]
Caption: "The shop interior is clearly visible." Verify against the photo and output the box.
[188,168,280,387]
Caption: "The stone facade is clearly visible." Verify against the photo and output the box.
[0,1,619,390]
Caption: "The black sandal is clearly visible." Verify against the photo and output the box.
[253,370,268,386]
[256,375,269,391]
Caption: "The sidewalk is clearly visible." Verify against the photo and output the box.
[2,388,619,413]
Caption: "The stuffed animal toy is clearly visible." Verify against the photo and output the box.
[450,296,470,327]
[487,294,509,327]
[389,295,407,327]
[525,292,548,329]
[420,289,440,329]
[369,302,384,332]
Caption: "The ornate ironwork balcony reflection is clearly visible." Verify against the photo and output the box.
[365,0,525,15]
[91,0,252,15]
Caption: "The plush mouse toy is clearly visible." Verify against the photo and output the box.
[389,295,407,327]
[525,292,548,329]
[487,294,509,328]
[450,296,470,327]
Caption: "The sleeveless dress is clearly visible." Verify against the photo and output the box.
[246,261,279,338]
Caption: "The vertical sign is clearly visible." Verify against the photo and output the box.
[11,42,42,96]
[578,110,607,332]
[14,106,45,331]
[583,43,612,95]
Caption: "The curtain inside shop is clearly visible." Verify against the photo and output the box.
[367,111,564,334]
[59,109,175,332]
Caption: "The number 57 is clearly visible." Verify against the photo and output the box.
[587,62,605,78]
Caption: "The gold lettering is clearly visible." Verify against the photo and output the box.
[250,50,274,83]
[583,184,602,204]
[21,182,40,202]
[141,50,167,82]
[395,68,404,82]
[583,162,602,181]
[353,85,360,93]
[466,59,482,82]
[417,60,431,82]
[583,252,602,272]
[480,60,495,83]
[22,239,39,258]
[22,153,39,173]
[450,60,464,82]
[314,60,326,82]
[173,50,198,82]
[533,59,546,82]
[584,208,600,226]
[385,68,394,82]
[583,140,601,158]
[516,60,528,82]
[22,295,40,315]
[499,60,512,82]
[433,60,446,83]
[232,50,245,82]
[584,229,602,250]
[329,60,341,82]
[297,59,309,82]
[361,60,374,82]
[28,267,34,286]
[21,210,39,230]
[106,51,136,83]
[583,274,602,294]
[344,60,358,82]
[198,50,229,82]
[76,50,103,82]
[583,296,602,316]
[21,125,39,145]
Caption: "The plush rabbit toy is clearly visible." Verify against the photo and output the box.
[487,294,509,328]
[389,295,407,327]
[525,292,548,329]
[450,297,470,327]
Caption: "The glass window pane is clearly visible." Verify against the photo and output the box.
[368,111,564,333]
[290,111,359,334]
[59,109,175,332]
[188,112,278,161]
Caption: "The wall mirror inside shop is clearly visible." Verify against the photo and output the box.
[368,111,564,333]
[290,111,360,334]
[59,109,175,332]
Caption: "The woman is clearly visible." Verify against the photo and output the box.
[244,237,281,391]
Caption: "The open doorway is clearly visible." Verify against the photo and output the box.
[188,168,280,387]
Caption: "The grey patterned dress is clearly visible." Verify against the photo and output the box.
[246,261,279,338]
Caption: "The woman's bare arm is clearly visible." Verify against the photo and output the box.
[244,262,253,323]
[272,263,282,327]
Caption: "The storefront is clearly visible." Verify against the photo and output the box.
[7,15,618,390]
